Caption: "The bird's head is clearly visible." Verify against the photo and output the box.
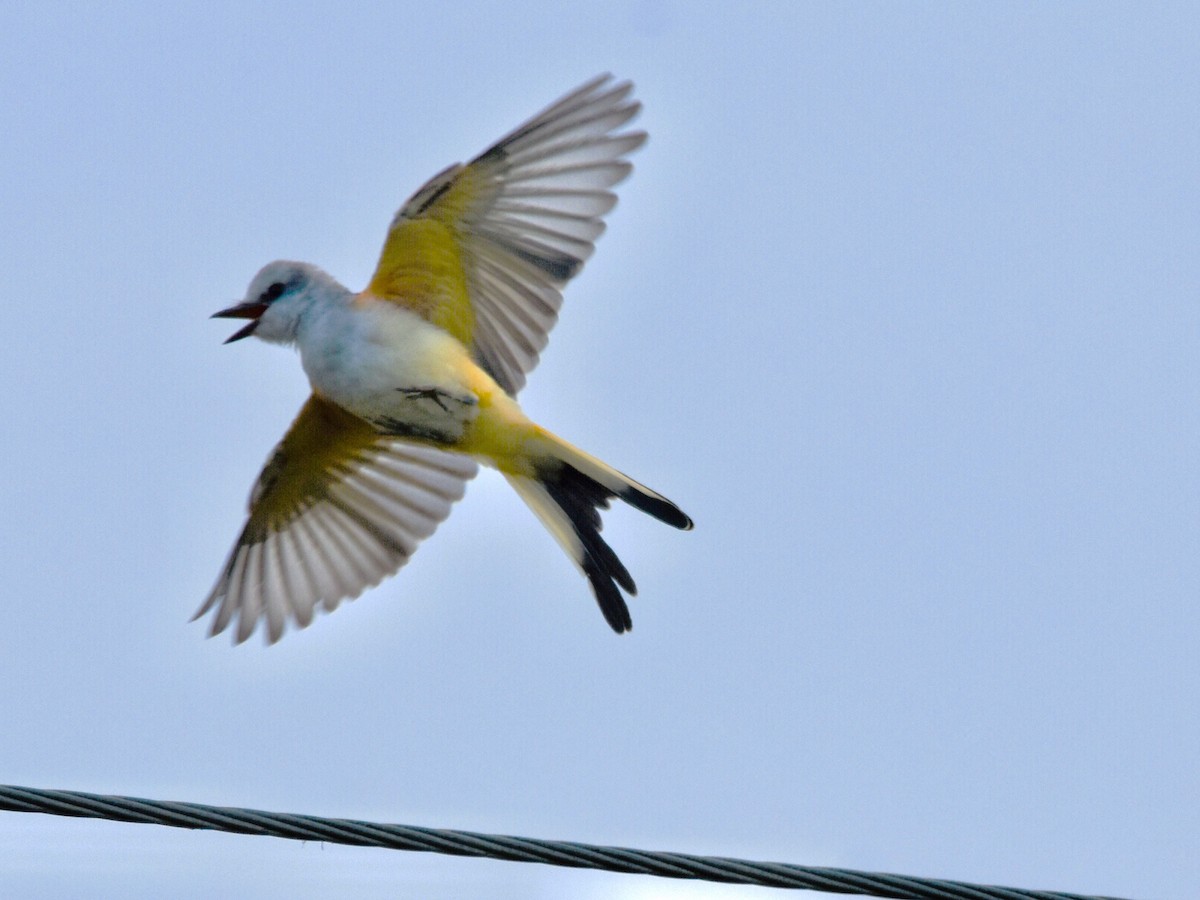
[213,260,341,345]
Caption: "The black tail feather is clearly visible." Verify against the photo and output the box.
[616,485,694,531]
[541,463,638,632]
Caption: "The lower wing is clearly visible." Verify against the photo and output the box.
[195,394,477,644]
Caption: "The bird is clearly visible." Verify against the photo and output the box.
[196,74,693,644]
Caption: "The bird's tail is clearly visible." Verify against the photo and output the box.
[504,431,693,632]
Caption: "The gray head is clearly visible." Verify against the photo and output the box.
[213,260,345,345]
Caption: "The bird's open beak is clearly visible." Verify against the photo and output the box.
[212,301,268,344]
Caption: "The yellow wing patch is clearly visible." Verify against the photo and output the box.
[363,163,489,347]
[243,394,379,539]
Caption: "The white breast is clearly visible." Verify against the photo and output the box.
[297,299,479,442]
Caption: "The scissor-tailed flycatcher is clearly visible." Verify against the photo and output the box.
[197,75,692,644]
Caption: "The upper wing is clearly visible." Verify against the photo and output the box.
[195,394,477,644]
[363,73,646,394]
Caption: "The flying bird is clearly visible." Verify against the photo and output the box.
[197,75,692,644]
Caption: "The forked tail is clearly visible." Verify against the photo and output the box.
[505,434,693,632]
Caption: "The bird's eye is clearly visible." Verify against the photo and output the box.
[262,281,287,302]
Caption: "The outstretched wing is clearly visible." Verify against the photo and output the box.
[195,394,477,644]
[363,73,646,394]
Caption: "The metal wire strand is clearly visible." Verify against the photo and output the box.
[0,784,1134,900]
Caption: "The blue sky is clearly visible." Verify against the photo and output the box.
[0,3,1196,898]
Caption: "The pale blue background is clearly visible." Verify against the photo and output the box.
[0,3,1196,898]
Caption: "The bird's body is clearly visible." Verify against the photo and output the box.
[287,268,488,447]
[198,75,691,644]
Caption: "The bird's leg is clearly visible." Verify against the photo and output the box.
[398,386,476,413]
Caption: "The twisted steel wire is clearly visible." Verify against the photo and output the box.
[0,785,1133,899]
